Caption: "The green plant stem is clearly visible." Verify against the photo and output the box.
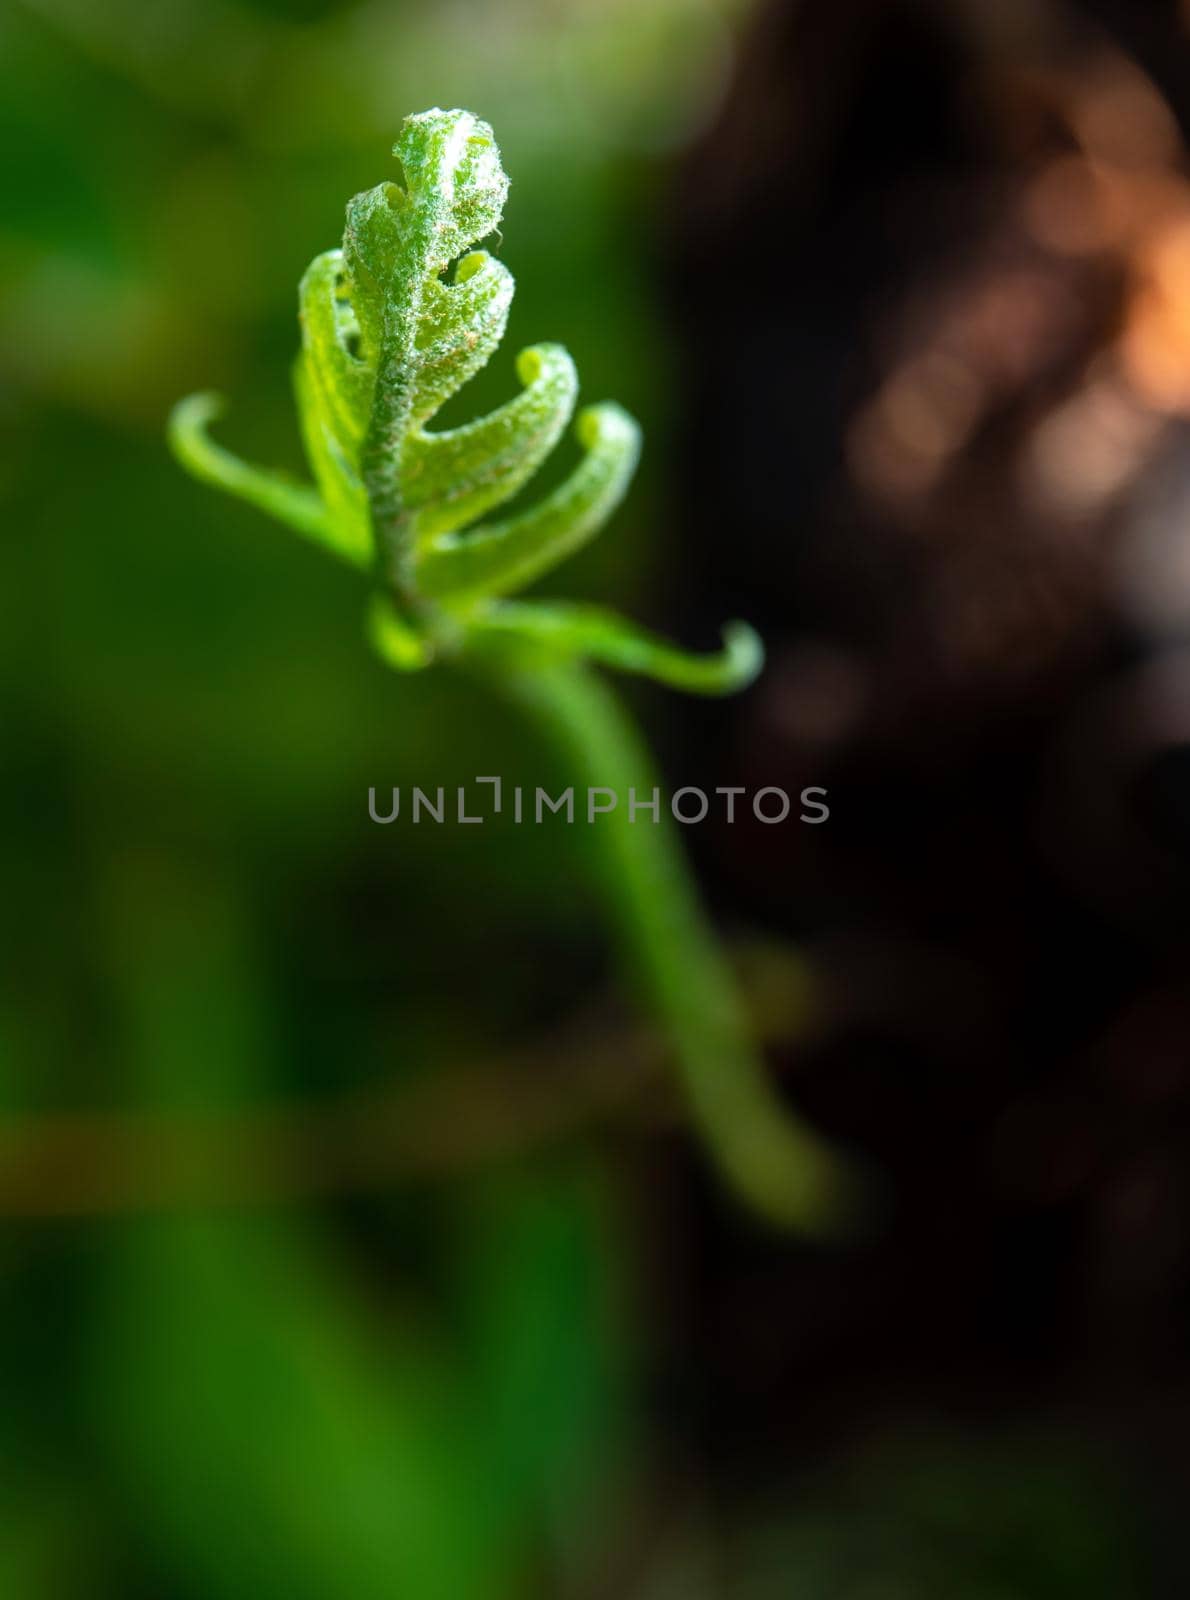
[483,651,848,1232]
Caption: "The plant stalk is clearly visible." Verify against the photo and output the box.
[487,653,848,1231]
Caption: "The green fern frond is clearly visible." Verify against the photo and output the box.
[168,106,751,688]
[168,108,850,1230]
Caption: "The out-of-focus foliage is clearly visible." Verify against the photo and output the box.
[0,1,733,1593]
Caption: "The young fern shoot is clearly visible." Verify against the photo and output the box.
[170,108,846,1229]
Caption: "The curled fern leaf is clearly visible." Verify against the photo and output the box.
[168,105,753,688]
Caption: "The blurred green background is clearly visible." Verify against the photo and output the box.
[0,2,759,1594]
[0,0,1173,1593]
